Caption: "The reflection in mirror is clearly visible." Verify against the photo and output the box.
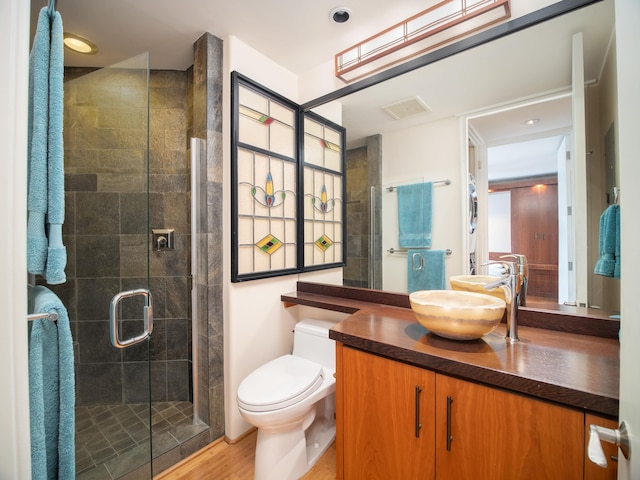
[469,96,573,307]
[338,0,618,314]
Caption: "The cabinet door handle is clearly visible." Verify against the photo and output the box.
[446,395,454,451]
[415,385,422,438]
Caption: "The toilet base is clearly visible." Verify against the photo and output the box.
[304,415,336,470]
[253,397,336,480]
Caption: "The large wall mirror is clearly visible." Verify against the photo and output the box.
[305,0,619,315]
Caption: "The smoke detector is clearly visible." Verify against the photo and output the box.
[382,96,431,120]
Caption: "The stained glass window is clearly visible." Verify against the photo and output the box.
[232,73,345,282]
[232,73,299,281]
[303,112,346,270]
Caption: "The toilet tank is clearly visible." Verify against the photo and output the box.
[292,318,336,370]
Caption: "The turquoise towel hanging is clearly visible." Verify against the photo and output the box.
[594,204,620,279]
[28,286,75,480]
[397,182,433,248]
[27,7,51,275]
[407,249,446,293]
[27,6,67,285]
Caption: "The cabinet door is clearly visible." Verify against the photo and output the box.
[585,414,619,480]
[341,347,435,480]
[510,184,558,266]
[435,374,583,480]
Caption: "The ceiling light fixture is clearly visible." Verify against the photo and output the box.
[524,118,540,125]
[334,0,510,83]
[63,33,98,54]
[330,7,352,24]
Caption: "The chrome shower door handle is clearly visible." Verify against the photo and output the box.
[109,288,153,349]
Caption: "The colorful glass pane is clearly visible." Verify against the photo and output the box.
[240,105,274,125]
[256,234,282,254]
[315,234,333,251]
[321,139,341,152]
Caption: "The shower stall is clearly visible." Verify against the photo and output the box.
[49,51,212,478]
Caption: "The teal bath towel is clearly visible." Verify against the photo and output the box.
[407,249,446,293]
[594,204,620,279]
[397,182,433,248]
[29,286,75,480]
[27,7,67,285]
[27,7,51,275]
[45,9,67,285]
[614,204,620,279]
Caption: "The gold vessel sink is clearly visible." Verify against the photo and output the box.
[409,290,506,341]
[449,275,512,321]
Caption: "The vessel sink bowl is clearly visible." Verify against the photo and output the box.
[409,290,506,341]
[449,275,512,318]
[450,275,502,294]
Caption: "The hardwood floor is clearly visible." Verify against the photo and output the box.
[155,430,336,480]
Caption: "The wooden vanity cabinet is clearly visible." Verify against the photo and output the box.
[435,374,584,480]
[339,345,435,480]
[337,344,586,480]
[584,414,619,480]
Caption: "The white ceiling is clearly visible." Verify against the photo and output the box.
[31,0,614,180]
[472,96,573,181]
[31,0,431,73]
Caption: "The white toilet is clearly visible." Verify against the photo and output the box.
[237,318,337,480]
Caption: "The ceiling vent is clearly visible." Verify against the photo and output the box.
[382,96,432,120]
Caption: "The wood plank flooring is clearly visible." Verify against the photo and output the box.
[155,430,336,480]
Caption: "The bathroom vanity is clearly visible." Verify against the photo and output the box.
[282,282,620,480]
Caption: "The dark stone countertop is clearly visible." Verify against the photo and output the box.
[283,282,620,418]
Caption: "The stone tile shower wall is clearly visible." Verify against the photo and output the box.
[344,135,382,289]
[191,33,225,440]
[62,67,192,406]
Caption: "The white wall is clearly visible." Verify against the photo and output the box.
[223,36,344,440]
[298,59,344,105]
[487,191,512,252]
[0,0,31,478]
[380,116,466,293]
[616,0,640,478]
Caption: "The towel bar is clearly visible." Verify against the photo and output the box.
[388,247,452,256]
[27,312,58,322]
[386,179,451,192]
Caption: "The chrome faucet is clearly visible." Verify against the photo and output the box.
[500,254,528,307]
[483,260,520,342]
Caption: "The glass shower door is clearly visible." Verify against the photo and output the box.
[64,52,153,479]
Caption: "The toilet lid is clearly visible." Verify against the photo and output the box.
[237,355,324,412]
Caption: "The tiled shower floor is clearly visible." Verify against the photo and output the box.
[75,401,208,479]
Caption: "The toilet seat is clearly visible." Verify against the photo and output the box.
[237,354,324,412]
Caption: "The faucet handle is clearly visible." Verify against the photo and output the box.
[499,254,528,280]
[499,253,527,265]
[481,260,516,276]
[500,254,528,272]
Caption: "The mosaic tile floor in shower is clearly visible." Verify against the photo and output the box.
[75,401,208,479]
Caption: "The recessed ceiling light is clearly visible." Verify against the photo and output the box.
[63,33,98,54]
[330,7,352,24]
[524,118,540,125]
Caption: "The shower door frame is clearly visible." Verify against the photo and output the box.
[65,51,154,479]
